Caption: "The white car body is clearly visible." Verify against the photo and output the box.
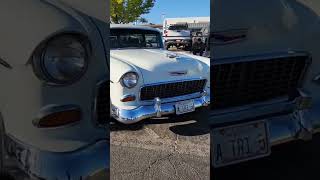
[0,0,109,179]
[110,24,210,124]
[210,0,320,167]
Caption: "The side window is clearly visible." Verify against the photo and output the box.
[145,34,160,48]
[119,34,143,48]
[110,36,118,48]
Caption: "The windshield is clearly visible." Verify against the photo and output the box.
[110,28,163,49]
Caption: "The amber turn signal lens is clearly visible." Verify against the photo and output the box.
[33,108,81,128]
[120,95,136,102]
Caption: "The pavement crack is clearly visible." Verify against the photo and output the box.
[173,134,178,152]
[142,153,174,177]
[168,156,179,179]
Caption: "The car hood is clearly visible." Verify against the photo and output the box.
[111,49,207,84]
[56,0,107,22]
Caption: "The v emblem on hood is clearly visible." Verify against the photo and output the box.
[169,70,188,76]
[211,28,248,45]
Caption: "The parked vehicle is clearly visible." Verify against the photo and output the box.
[200,26,210,52]
[210,0,320,168]
[110,24,210,124]
[0,0,109,179]
[163,23,192,50]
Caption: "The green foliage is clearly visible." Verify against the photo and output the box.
[110,0,155,24]
[139,17,148,23]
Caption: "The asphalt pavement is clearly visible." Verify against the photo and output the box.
[110,108,211,180]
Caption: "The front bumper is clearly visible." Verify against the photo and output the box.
[210,95,320,147]
[112,94,210,124]
[165,39,191,46]
[6,136,109,180]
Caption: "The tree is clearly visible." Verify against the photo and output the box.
[111,0,155,24]
[139,17,148,24]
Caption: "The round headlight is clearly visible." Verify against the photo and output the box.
[33,34,90,85]
[121,72,139,88]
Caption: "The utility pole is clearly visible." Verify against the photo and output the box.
[161,13,165,24]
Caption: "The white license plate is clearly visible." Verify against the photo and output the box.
[212,120,270,168]
[175,100,195,115]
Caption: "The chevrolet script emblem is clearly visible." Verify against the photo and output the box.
[169,71,188,76]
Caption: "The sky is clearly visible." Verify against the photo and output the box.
[142,0,210,24]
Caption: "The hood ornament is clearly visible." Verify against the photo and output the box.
[169,70,188,76]
[166,52,179,59]
[211,28,248,45]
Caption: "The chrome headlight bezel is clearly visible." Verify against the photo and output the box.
[31,33,91,86]
[120,72,139,89]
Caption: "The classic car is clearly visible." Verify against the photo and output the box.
[0,0,109,179]
[210,0,320,168]
[110,24,210,124]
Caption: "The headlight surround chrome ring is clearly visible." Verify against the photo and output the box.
[32,33,91,86]
[120,72,139,89]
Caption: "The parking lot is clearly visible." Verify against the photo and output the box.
[110,107,211,180]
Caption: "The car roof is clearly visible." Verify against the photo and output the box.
[110,24,160,32]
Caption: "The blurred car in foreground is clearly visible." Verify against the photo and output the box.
[0,0,109,179]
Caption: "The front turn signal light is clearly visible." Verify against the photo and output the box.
[33,105,81,128]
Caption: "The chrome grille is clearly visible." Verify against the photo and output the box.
[96,80,108,124]
[211,55,308,109]
[140,79,206,101]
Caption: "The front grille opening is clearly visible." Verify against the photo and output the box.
[96,81,109,124]
[211,55,309,110]
[140,79,206,101]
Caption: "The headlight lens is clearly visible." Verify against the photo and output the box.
[121,72,139,88]
[33,34,90,85]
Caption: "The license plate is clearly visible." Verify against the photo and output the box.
[176,39,181,42]
[175,100,195,115]
[212,120,270,168]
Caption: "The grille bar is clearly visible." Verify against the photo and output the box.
[211,55,309,110]
[140,79,206,101]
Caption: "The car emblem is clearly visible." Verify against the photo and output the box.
[166,52,179,58]
[169,70,188,76]
[211,28,248,45]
